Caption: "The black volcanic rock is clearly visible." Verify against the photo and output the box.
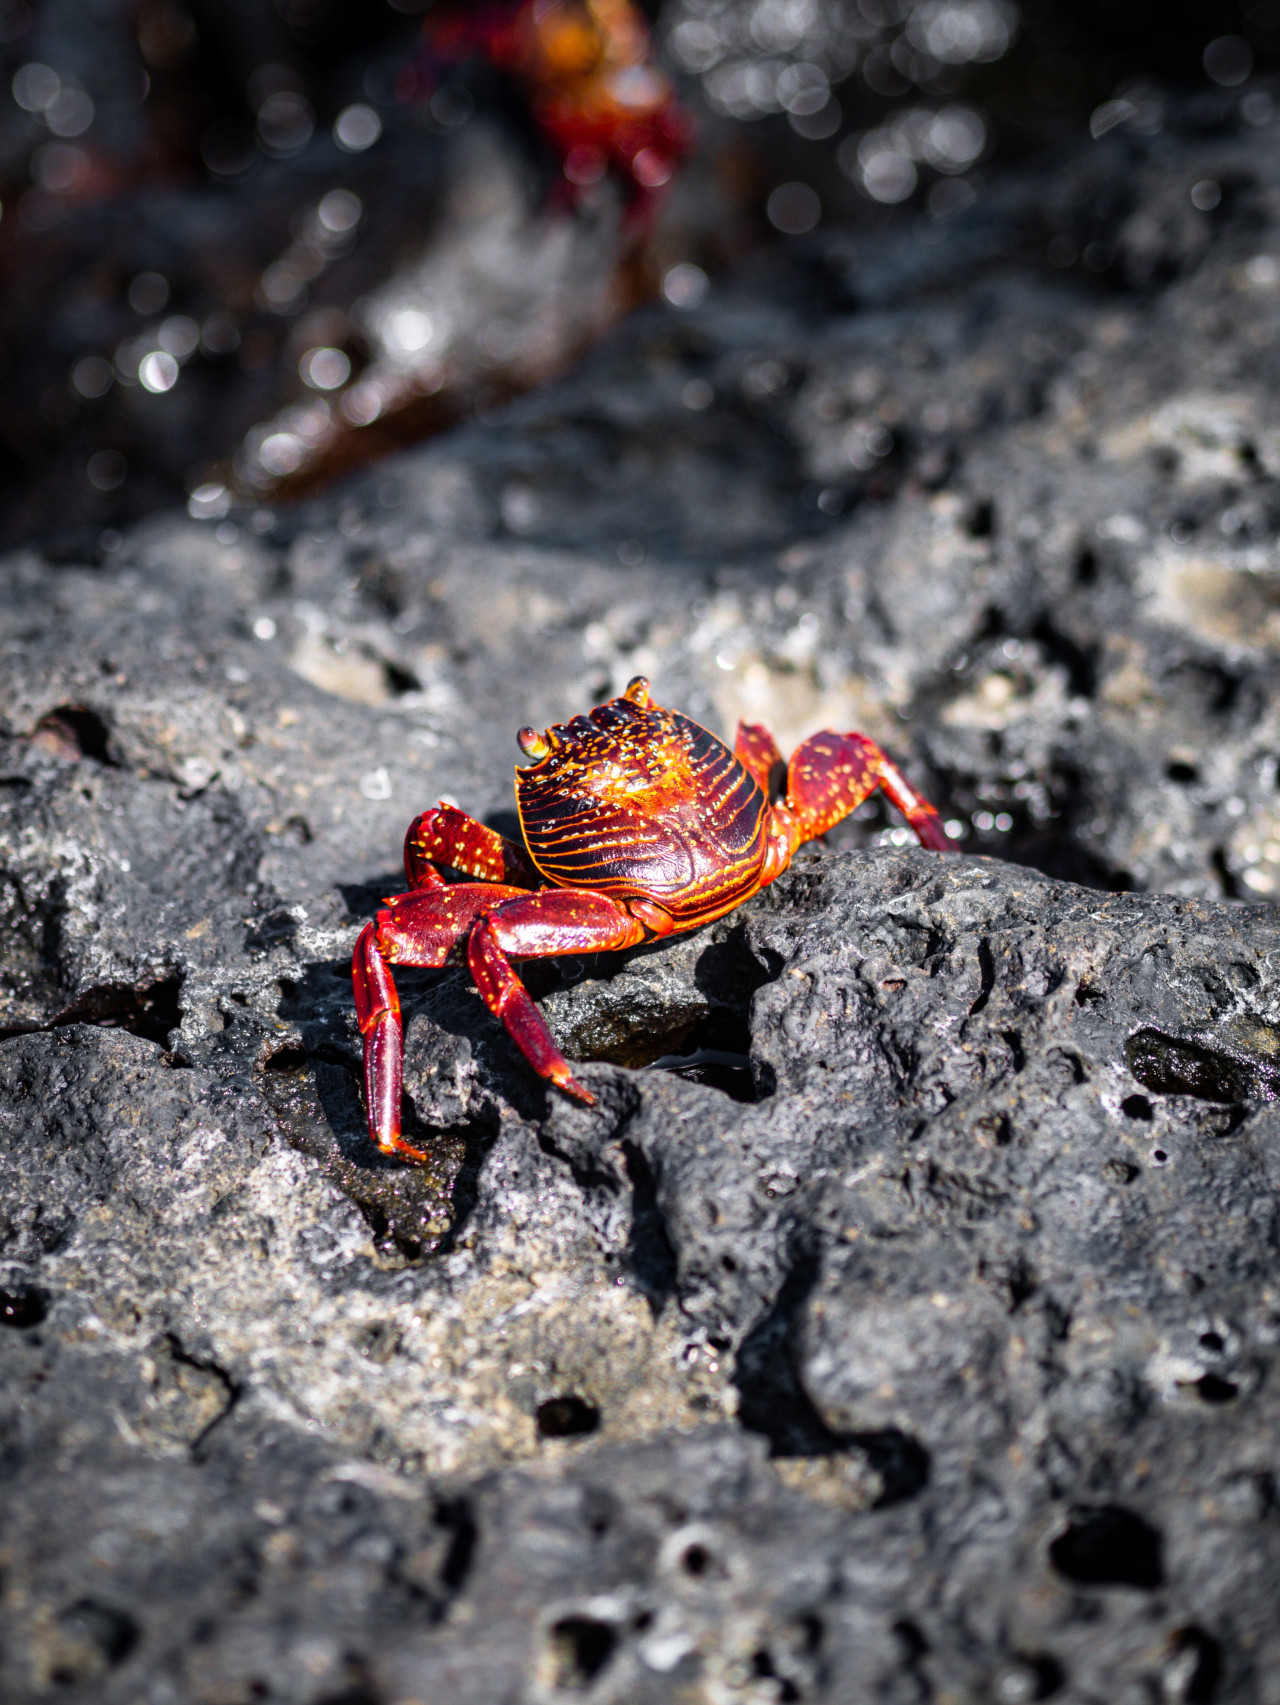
[4,101,1280,1702]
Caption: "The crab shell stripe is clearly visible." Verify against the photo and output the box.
[516,705,770,926]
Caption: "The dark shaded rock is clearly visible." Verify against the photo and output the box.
[6,98,1280,1704]
[6,844,1280,1698]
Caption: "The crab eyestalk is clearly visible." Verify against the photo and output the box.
[517,726,551,759]
[624,675,650,707]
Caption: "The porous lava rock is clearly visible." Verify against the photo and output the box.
[3,99,1280,1703]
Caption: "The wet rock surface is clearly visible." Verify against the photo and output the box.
[5,104,1280,1702]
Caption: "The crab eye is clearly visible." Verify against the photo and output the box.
[517,727,550,759]
[623,675,651,707]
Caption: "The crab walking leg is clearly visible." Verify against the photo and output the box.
[733,721,786,799]
[467,890,646,1105]
[404,802,541,890]
[353,883,528,1154]
[784,731,952,852]
[353,924,428,1162]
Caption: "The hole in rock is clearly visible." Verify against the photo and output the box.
[1192,1373,1238,1404]
[383,660,421,697]
[263,1045,310,1074]
[0,975,185,1047]
[1151,1147,1169,1165]
[1126,1027,1277,1104]
[536,1396,600,1439]
[751,1648,801,1701]
[1166,760,1200,784]
[1166,1625,1221,1704]
[681,1541,724,1578]
[281,815,312,845]
[55,974,184,1046]
[966,497,996,538]
[1048,1504,1164,1589]
[893,1619,929,1663]
[1199,1331,1225,1353]
[245,907,299,951]
[31,705,115,764]
[546,1616,617,1689]
[436,1497,477,1593]
[55,1599,138,1669]
[969,937,996,1015]
[1075,545,1098,586]
[1002,1653,1066,1700]
[855,1429,931,1504]
[647,1007,762,1101]
[354,1320,400,1363]
[1033,616,1098,700]
[649,1045,757,1098]
[1006,1257,1037,1310]
[1121,1094,1153,1121]
[0,1285,48,1328]
[1199,1103,1249,1139]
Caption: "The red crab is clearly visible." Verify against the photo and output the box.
[353,678,952,1158]
[407,0,691,216]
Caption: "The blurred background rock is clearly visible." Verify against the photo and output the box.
[0,0,1270,550]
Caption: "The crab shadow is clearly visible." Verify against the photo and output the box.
[337,870,406,923]
[735,1247,930,1505]
[270,875,786,1255]
[267,955,502,1259]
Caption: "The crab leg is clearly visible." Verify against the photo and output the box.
[468,891,646,1105]
[734,722,786,798]
[353,883,646,1152]
[353,883,528,1156]
[780,730,951,852]
[404,801,541,890]
[353,922,421,1162]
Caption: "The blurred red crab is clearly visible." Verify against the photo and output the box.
[407,0,693,215]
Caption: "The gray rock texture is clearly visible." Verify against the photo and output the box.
[4,99,1280,1702]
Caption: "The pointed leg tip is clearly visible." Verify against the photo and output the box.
[556,1075,596,1106]
[374,1135,431,1163]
